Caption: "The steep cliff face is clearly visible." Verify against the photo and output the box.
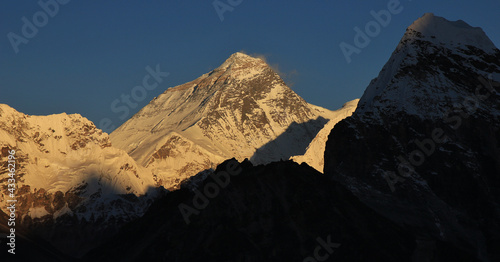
[324,13,500,261]
[111,52,339,189]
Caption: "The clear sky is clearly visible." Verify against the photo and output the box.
[1,0,499,132]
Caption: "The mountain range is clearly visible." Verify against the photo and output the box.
[1,12,499,262]
[110,52,355,189]
[0,46,355,257]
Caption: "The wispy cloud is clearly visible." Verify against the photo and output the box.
[240,50,299,88]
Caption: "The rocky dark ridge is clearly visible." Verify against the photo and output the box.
[84,159,476,262]
[324,13,500,261]
[0,210,75,262]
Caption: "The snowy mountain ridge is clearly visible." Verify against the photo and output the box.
[405,13,497,54]
[291,99,358,172]
[356,13,500,121]
[0,104,157,222]
[324,13,500,261]
[111,52,350,189]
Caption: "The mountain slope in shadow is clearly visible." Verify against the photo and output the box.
[250,117,329,164]
[85,159,475,262]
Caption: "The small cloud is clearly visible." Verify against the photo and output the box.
[282,69,298,88]
[268,62,299,88]
[239,51,299,88]
[238,50,269,62]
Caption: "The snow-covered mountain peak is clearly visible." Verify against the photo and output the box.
[111,52,340,189]
[223,52,264,67]
[324,14,500,261]
[228,51,257,61]
[214,52,269,81]
[403,13,497,54]
[0,104,158,223]
[355,14,500,121]
[0,103,18,116]
[0,104,166,256]
[162,52,270,95]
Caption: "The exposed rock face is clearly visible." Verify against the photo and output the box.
[147,132,226,189]
[110,52,340,189]
[0,104,161,256]
[324,13,500,261]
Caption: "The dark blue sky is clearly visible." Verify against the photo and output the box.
[1,0,499,132]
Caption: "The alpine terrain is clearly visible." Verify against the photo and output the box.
[0,105,161,257]
[325,13,500,261]
[291,99,358,172]
[1,12,498,262]
[110,52,354,189]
